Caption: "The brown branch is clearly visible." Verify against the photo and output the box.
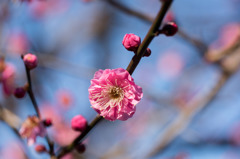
[21,55,55,157]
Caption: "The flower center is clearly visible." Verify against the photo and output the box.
[108,86,123,99]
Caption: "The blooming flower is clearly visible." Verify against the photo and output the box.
[19,116,46,145]
[122,33,141,52]
[88,68,143,121]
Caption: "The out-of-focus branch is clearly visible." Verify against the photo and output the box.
[0,105,30,159]
[104,0,207,53]
[146,43,240,157]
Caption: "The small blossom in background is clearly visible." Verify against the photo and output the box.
[19,116,46,145]
[206,23,240,62]
[157,51,184,79]
[71,115,88,131]
[122,33,141,52]
[6,30,29,55]
[0,62,16,96]
[0,142,26,159]
[23,53,38,70]
[89,68,143,121]
[55,89,74,109]
[28,0,69,19]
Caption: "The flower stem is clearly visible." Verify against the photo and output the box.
[56,115,103,158]
[21,55,55,157]
[22,55,41,118]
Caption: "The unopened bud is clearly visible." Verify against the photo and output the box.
[143,48,151,57]
[122,33,141,52]
[35,145,46,153]
[23,53,38,70]
[14,87,26,98]
[75,143,86,153]
[43,118,52,127]
[161,22,178,36]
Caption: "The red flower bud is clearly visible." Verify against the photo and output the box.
[144,48,151,57]
[75,143,86,153]
[14,87,26,98]
[43,118,52,127]
[161,22,178,36]
[71,115,88,132]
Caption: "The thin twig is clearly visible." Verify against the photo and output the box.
[21,55,55,157]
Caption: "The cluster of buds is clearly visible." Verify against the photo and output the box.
[122,34,151,57]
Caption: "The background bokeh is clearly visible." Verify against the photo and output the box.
[0,0,240,159]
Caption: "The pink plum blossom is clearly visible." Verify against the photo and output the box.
[122,33,141,52]
[19,116,46,145]
[88,68,143,121]
[55,89,74,108]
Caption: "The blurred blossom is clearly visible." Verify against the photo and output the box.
[206,23,240,61]
[0,62,16,96]
[6,30,29,55]
[174,152,189,159]
[89,68,143,121]
[157,51,184,79]
[174,86,199,109]
[55,90,74,109]
[41,105,80,146]
[19,116,46,145]
[62,153,74,159]
[222,151,240,159]
[28,0,69,19]
[53,122,80,146]
[0,142,25,159]
[230,122,240,145]
[164,11,175,22]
